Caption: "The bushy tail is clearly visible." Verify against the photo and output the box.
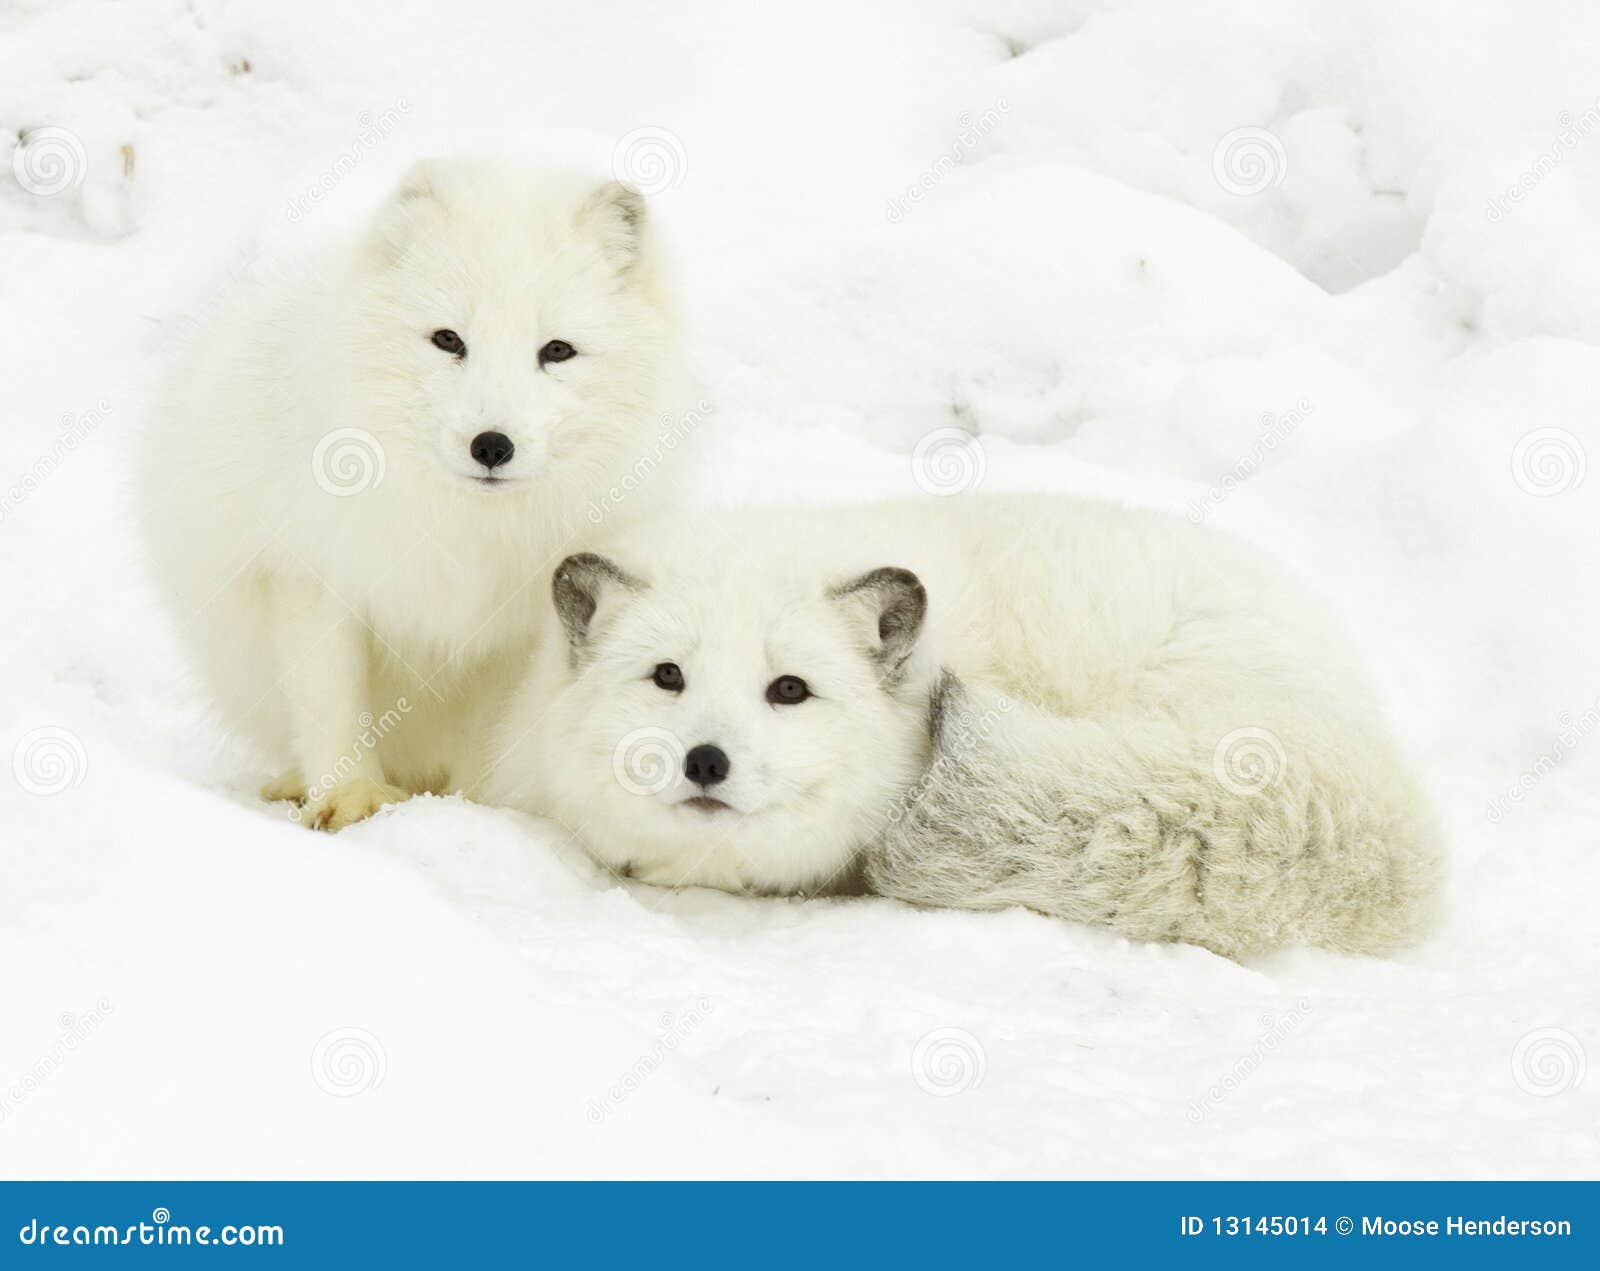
[865,674,1444,959]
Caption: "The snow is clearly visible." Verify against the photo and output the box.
[3,0,1598,1178]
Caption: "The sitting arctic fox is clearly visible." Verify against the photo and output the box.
[138,159,682,830]
[484,496,1443,958]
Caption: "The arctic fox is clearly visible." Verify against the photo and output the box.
[138,159,683,829]
[484,496,1443,958]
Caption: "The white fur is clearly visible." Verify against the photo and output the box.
[137,158,683,827]
[483,544,929,893]
[485,495,1444,956]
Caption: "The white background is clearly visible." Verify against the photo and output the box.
[1,0,1596,1177]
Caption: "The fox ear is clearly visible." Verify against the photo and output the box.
[830,566,927,680]
[391,158,453,206]
[576,180,648,270]
[365,159,453,267]
[553,553,642,651]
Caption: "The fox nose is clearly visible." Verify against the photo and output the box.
[470,431,514,470]
[684,744,730,787]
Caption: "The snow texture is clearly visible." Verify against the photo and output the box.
[2,0,1597,1178]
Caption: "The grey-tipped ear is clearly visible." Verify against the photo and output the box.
[552,552,641,650]
[392,158,452,205]
[830,566,927,680]
[576,180,648,269]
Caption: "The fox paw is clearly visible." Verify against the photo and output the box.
[260,770,307,805]
[303,777,409,832]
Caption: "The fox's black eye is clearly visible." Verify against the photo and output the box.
[538,339,577,366]
[766,675,810,705]
[651,662,684,692]
[431,329,466,357]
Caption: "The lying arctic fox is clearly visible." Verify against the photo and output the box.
[484,495,1443,957]
[137,159,682,829]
